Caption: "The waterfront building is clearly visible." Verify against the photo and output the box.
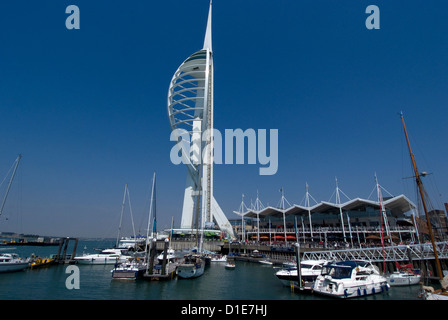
[232,185,426,247]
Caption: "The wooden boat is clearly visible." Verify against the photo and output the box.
[400,113,448,299]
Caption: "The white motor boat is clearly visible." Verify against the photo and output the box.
[74,248,131,265]
[0,253,30,273]
[313,260,390,299]
[117,237,146,250]
[387,271,421,286]
[211,254,227,263]
[276,260,327,287]
[386,262,421,286]
[177,254,205,279]
[157,248,178,264]
[111,259,146,280]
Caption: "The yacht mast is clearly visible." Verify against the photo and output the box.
[401,112,443,281]
[0,154,22,219]
[146,172,157,240]
[116,184,128,248]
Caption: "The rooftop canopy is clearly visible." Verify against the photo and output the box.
[234,194,416,219]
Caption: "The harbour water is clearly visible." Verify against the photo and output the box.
[0,239,425,301]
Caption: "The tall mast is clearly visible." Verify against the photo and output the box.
[375,173,387,273]
[0,154,22,219]
[116,184,127,248]
[335,178,347,243]
[146,172,157,240]
[401,112,443,281]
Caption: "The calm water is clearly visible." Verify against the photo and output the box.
[0,240,424,300]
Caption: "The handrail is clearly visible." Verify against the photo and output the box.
[302,241,448,263]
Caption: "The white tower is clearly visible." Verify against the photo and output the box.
[168,2,235,239]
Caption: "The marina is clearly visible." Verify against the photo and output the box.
[0,239,433,301]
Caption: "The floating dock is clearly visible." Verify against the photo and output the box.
[143,263,178,281]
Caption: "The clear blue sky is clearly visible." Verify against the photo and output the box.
[0,0,447,238]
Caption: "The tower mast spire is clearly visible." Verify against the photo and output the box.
[203,1,212,51]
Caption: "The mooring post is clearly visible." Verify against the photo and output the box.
[162,239,169,275]
[61,238,70,262]
[56,238,64,262]
[148,239,156,275]
[71,238,78,262]
[295,242,302,289]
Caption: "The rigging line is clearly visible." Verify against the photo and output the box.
[0,155,21,218]
[0,159,17,189]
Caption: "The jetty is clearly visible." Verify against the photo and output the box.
[143,239,178,281]
[53,237,79,264]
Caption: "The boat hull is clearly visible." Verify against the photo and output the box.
[177,262,205,279]
[74,254,130,265]
[386,273,421,286]
[112,268,145,280]
[276,272,319,287]
[313,277,390,299]
[0,262,29,273]
[225,264,235,270]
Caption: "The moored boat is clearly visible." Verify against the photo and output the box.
[74,248,131,265]
[312,260,390,298]
[111,259,146,280]
[30,256,55,269]
[420,276,448,300]
[276,259,327,287]
[176,254,205,279]
[211,254,227,263]
[386,262,421,286]
[0,253,30,273]
[387,271,421,286]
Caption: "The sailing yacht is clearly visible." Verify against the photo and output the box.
[0,156,27,273]
[113,172,158,280]
[176,253,206,279]
[400,113,448,300]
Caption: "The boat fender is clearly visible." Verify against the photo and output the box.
[372,288,375,294]
[344,289,348,298]
[380,286,384,293]
[363,288,367,295]
[357,288,361,296]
